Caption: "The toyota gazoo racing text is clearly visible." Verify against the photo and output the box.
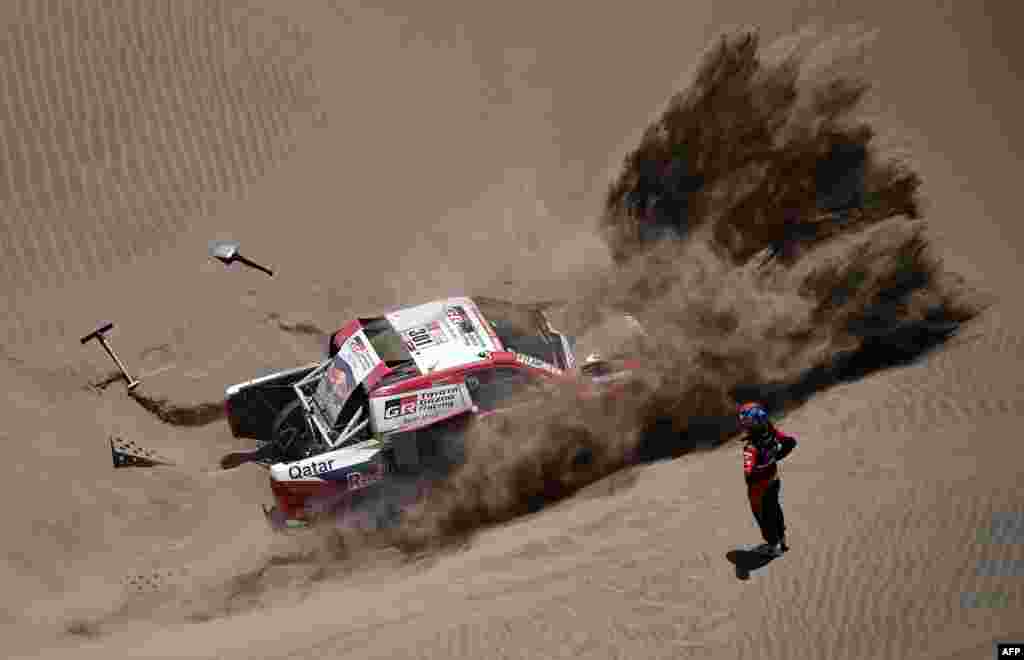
[221,296,640,530]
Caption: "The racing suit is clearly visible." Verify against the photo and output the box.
[743,427,797,546]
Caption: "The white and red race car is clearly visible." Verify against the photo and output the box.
[220,296,641,529]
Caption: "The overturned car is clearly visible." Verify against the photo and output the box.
[221,296,640,529]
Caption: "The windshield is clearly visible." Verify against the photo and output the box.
[359,317,414,365]
[473,297,561,367]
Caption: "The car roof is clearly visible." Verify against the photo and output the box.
[331,296,566,390]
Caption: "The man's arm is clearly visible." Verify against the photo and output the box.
[776,432,797,460]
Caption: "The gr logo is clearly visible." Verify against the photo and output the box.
[998,642,1024,657]
[384,394,418,419]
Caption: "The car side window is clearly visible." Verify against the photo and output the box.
[466,367,535,412]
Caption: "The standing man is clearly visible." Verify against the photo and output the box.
[739,402,797,557]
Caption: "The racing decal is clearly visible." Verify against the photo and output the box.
[513,351,562,376]
[383,394,419,419]
[342,332,377,374]
[345,464,388,492]
[371,382,473,433]
[444,301,501,349]
[445,304,485,349]
[288,458,336,480]
[271,446,385,483]
[325,354,356,402]
[387,385,460,418]
[330,321,387,382]
[402,320,449,354]
[316,323,387,425]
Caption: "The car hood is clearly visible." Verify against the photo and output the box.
[384,297,503,374]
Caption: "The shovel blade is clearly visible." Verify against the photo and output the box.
[209,239,240,261]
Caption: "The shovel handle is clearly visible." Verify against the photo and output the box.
[81,322,114,344]
[237,255,274,277]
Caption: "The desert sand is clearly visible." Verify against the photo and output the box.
[1,1,1021,658]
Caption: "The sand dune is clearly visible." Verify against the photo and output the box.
[0,0,320,347]
[2,1,1022,658]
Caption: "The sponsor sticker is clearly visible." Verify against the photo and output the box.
[325,355,356,402]
[417,386,461,413]
[345,461,389,491]
[315,326,385,425]
[373,383,472,432]
[384,386,460,418]
[343,332,377,372]
[384,394,419,419]
[446,305,483,348]
[287,458,336,480]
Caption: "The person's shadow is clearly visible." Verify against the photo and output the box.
[726,547,779,580]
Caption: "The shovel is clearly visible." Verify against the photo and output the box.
[209,240,274,277]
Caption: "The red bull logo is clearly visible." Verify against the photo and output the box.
[345,461,388,491]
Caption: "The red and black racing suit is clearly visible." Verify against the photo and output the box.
[743,427,797,546]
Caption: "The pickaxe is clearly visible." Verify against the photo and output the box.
[81,322,140,390]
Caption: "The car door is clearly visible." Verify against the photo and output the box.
[465,365,540,414]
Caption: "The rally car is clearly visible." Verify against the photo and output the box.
[220,296,640,529]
